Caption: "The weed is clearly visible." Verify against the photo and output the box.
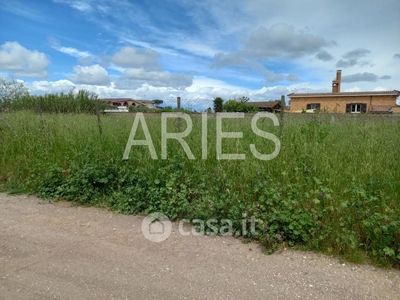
[1,111,399,267]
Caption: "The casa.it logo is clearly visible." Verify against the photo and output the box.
[141,212,172,242]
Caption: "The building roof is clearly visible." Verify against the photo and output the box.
[247,101,281,108]
[135,100,154,103]
[288,90,400,98]
[101,98,154,103]
[101,98,135,102]
[100,98,154,107]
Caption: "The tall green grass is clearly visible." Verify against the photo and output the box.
[9,90,108,114]
[0,111,399,267]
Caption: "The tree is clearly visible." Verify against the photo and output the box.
[223,98,257,113]
[152,99,164,108]
[238,96,249,103]
[0,77,29,111]
[213,97,223,113]
[223,99,241,112]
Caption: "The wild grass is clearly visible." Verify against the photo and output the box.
[8,90,108,114]
[0,111,399,267]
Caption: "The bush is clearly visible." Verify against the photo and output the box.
[223,99,258,113]
[10,89,104,114]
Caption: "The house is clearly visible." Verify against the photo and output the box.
[247,101,282,113]
[247,101,290,113]
[100,98,156,108]
[288,70,400,113]
[135,100,159,108]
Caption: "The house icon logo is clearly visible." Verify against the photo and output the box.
[141,212,172,242]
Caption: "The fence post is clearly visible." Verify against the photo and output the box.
[177,97,181,112]
[95,96,103,137]
[176,97,181,131]
[280,95,285,138]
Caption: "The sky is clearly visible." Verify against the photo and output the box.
[1,0,400,109]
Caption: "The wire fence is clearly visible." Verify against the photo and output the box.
[148,96,287,113]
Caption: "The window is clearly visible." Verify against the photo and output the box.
[306,103,320,110]
[352,104,361,113]
[346,103,367,113]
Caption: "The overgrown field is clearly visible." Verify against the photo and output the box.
[1,111,399,267]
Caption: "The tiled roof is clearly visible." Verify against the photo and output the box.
[288,90,400,98]
[100,98,147,106]
[136,100,154,103]
[101,98,153,103]
[247,101,280,108]
[101,98,134,102]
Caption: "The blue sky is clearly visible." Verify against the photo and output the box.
[1,0,399,108]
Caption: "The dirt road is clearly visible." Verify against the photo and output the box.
[0,193,399,299]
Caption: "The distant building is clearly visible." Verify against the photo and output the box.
[288,70,400,113]
[100,98,156,108]
[247,100,288,113]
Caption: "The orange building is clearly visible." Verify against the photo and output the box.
[288,70,400,113]
[100,98,156,109]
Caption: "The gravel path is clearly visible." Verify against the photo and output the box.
[0,193,399,300]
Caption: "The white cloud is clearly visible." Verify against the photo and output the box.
[25,75,327,111]
[212,23,332,68]
[212,53,246,68]
[49,37,94,65]
[111,46,160,70]
[27,79,187,102]
[107,63,125,73]
[57,46,91,58]
[316,50,334,62]
[52,0,93,12]
[186,77,305,103]
[1,1,46,22]
[336,48,371,68]
[28,79,76,94]
[211,23,334,84]
[187,76,242,91]
[0,41,49,78]
[243,24,331,59]
[107,46,193,89]
[116,68,192,89]
[373,86,392,92]
[178,41,218,58]
[212,53,285,83]
[68,64,110,85]
[287,73,299,82]
[344,86,361,92]
[341,72,378,83]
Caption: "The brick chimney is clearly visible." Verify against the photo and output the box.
[332,70,341,93]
